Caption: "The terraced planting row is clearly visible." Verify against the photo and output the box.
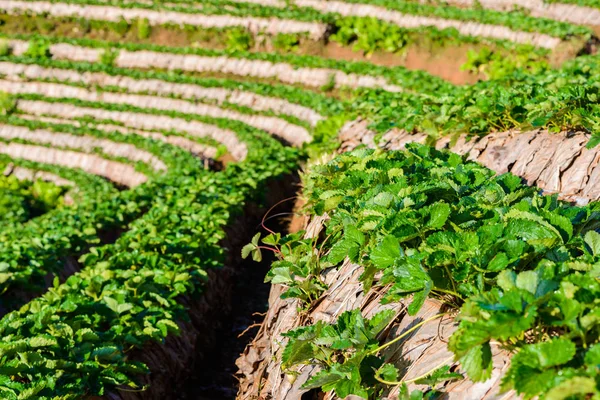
[0,0,599,399]
[0,0,593,49]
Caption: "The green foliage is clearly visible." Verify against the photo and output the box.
[0,98,299,399]
[351,55,600,147]
[283,309,391,398]
[0,91,15,115]
[110,18,130,37]
[0,175,66,229]
[226,28,254,52]
[329,0,590,39]
[461,47,549,80]
[0,39,9,57]
[262,146,600,398]
[23,38,51,59]
[282,309,460,399]
[136,18,151,40]
[332,17,411,56]
[242,233,263,262]
[273,33,301,53]
[99,47,119,67]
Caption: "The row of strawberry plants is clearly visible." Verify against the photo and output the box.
[2,109,195,176]
[251,144,600,399]
[122,0,595,41]
[0,124,167,178]
[11,32,598,151]
[109,0,590,47]
[0,172,67,229]
[0,33,450,94]
[14,0,332,24]
[0,0,580,52]
[0,78,309,300]
[348,51,600,147]
[0,63,314,134]
[0,3,560,64]
[0,153,116,199]
[0,112,204,306]
[0,106,299,399]
[448,0,600,27]
[12,95,250,160]
[296,0,591,38]
[0,55,341,125]
[0,77,314,146]
[547,0,600,8]
[6,35,599,151]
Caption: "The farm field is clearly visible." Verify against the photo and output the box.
[0,0,599,399]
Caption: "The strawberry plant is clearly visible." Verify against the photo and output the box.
[282,309,462,398]
[255,145,600,398]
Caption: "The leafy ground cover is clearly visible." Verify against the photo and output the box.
[0,0,586,54]
[0,96,299,399]
[247,145,600,399]
[0,173,66,228]
[0,0,599,398]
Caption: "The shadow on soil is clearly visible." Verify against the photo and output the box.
[178,184,298,400]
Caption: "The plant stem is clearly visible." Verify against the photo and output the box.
[432,287,462,299]
[367,313,447,356]
[375,356,455,386]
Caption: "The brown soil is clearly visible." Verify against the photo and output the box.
[305,41,486,84]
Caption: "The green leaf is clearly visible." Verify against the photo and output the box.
[408,281,432,316]
[584,230,600,256]
[329,225,364,264]
[262,233,281,246]
[270,267,294,284]
[302,369,345,390]
[370,235,402,269]
[376,363,399,382]
[459,343,492,382]
[497,270,517,291]
[514,338,576,369]
[241,243,254,259]
[544,377,597,400]
[367,309,396,337]
[428,202,451,229]
[584,343,600,366]
[345,225,365,247]
[515,271,539,295]
[28,336,57,348]
[487,252,509,272]
[282,339,316,369]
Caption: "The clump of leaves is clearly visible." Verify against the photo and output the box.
[24,37,51,59]
[331,17,410,56]
[226,28,254,52]
[137,18,151,40]
[0,91,15,115]
[282,309,461,399]
[461,47,549,80]
[0,39,10,57]
[0,175,67,228]
[273,33,301,53]
[256,145,600,398]
[110,18,130,37]
[99,47,119,67]
[243,230,327,304]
